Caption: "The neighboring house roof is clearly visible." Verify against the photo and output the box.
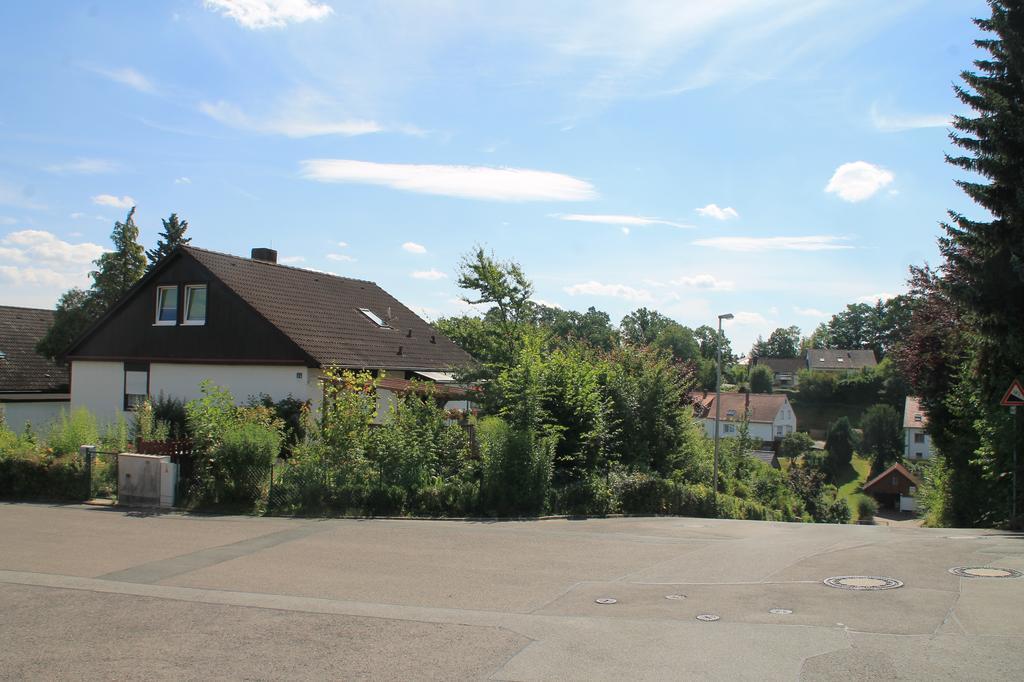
[862,462,923,493]
[806,348,878,371]
[904,396,929,430]
[689,391,788,424]
[753,356,805,373]
[67,246,474,371]
[751,450,781,469]
[0,306,70,394]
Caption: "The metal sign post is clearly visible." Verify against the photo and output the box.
[999,379,1024,522]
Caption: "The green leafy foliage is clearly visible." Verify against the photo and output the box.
[824,417,856,479]
[146,213,191,269]
[860,404,903,478]
[749,365,774,394]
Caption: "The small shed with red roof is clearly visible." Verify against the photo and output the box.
[862,462,923,512]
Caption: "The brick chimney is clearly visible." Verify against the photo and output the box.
[251,247,278,264]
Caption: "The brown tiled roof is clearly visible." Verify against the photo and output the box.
[0,306,70,394]
[753,356,805,373]
[903,396,928,430]
[863,462,923,492]
[688,391,788,424]
[806,348,877,370]
[185,247,473,370]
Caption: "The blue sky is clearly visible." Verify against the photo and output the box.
[0,0,989,354]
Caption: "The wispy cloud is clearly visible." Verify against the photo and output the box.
[693,235,852,252]
[0,182,46,210]
[670,274,734,291]
[724,311,771,327]
[199,99,381,138]
[45,158,121,175]
[174,177,192,185]
[92,194,135,209]
[557,214,690,229]
[563,280,652,301]
[856,292,897,303]
[870,103,951,132]
[326,253,355,262]
[86,66,156,93]
[301,159,598,202]
[793,306,828,317]
[278,255,305,265]
[825,161,894,202]
[203,0,334,29]
[695,204,739,220]
[411,269,447,280]
[402,241,427,254]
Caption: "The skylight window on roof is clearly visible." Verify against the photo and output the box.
[358,308,390,328]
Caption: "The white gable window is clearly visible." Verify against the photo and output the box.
[155,286,178,325]
[183,284,207,325]
[124,362,149,411]
[358,307,390,328]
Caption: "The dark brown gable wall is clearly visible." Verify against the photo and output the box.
[69,254,311,364]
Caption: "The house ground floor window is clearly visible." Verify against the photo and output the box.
[124,362,149,411]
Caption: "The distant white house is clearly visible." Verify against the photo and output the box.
[690,391,797,445]
[903,396,932,460]
[0,306,70,432]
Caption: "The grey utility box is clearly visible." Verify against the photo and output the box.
[118,453,177,508]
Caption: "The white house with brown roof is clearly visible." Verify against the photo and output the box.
[903,396,932,460]
[0,306,70,431]
[63,246,473,424]
[690,392,797,445]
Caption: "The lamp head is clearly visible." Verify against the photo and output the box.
[718,313,734,321]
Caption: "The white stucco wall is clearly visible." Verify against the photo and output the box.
[71,361,127,424]
[149,364,310,405]
[905,427,932,460]
[71,360,313,424]
[0,401,69,433]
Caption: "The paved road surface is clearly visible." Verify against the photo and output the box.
[1,502,1022,680]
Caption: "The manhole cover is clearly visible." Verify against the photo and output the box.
[768,608,793,615]
[696,614,720,622]
[594,597,618,604]
[949,566,1022,579]
[823,576,904,591]
[664,594,687,600]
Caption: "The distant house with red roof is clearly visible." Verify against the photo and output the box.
[903,396,932,461]
[689,391,797,446]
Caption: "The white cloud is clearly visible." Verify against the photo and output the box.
[856,292,896,303]
[793,306,828,317]
[825,161,894,202]
[0,216,15,225]
[69,212,85,220]
[200,99,382,138]
[92,194,135,209]
[563,280,652,301]
[45,158,121,175]
[402,241,427,254]
[203,0,334,29]
[558,213,690,229]
[669,274,734,291]
[0,182,46,210]
[326,253,355,262]
[336,241,349,248]
[278,255,305,264]
[870,103,952,132]
[301,159,597,202]
[724,311,771,327]
[0,229,106,296]
[411,269,447,280]
[87,66,155,94]
[174,177,192,185]
[532,298,563,309]
[695,204,739,220]
[693,235,852,252]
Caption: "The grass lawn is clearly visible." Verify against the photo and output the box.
[835,454,873,521]
[788,400,871,435]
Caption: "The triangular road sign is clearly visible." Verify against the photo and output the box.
[1001,378,1024,406]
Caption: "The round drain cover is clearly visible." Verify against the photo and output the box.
[949,566,1022,579]
[664,594,687,600]
[696,614,720,622]
[823,576,904,591]
[768,608,793,615]
[595,597,617,605]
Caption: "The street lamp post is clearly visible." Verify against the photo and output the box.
[713,313,734,507]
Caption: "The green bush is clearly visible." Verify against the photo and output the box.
[0,453,84,500]
[611,470,672,514]
[47,408,99,456]
[856,496,878,521]
[209,422,281,505]
[479,416,555,516]
[553,474,615,516]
